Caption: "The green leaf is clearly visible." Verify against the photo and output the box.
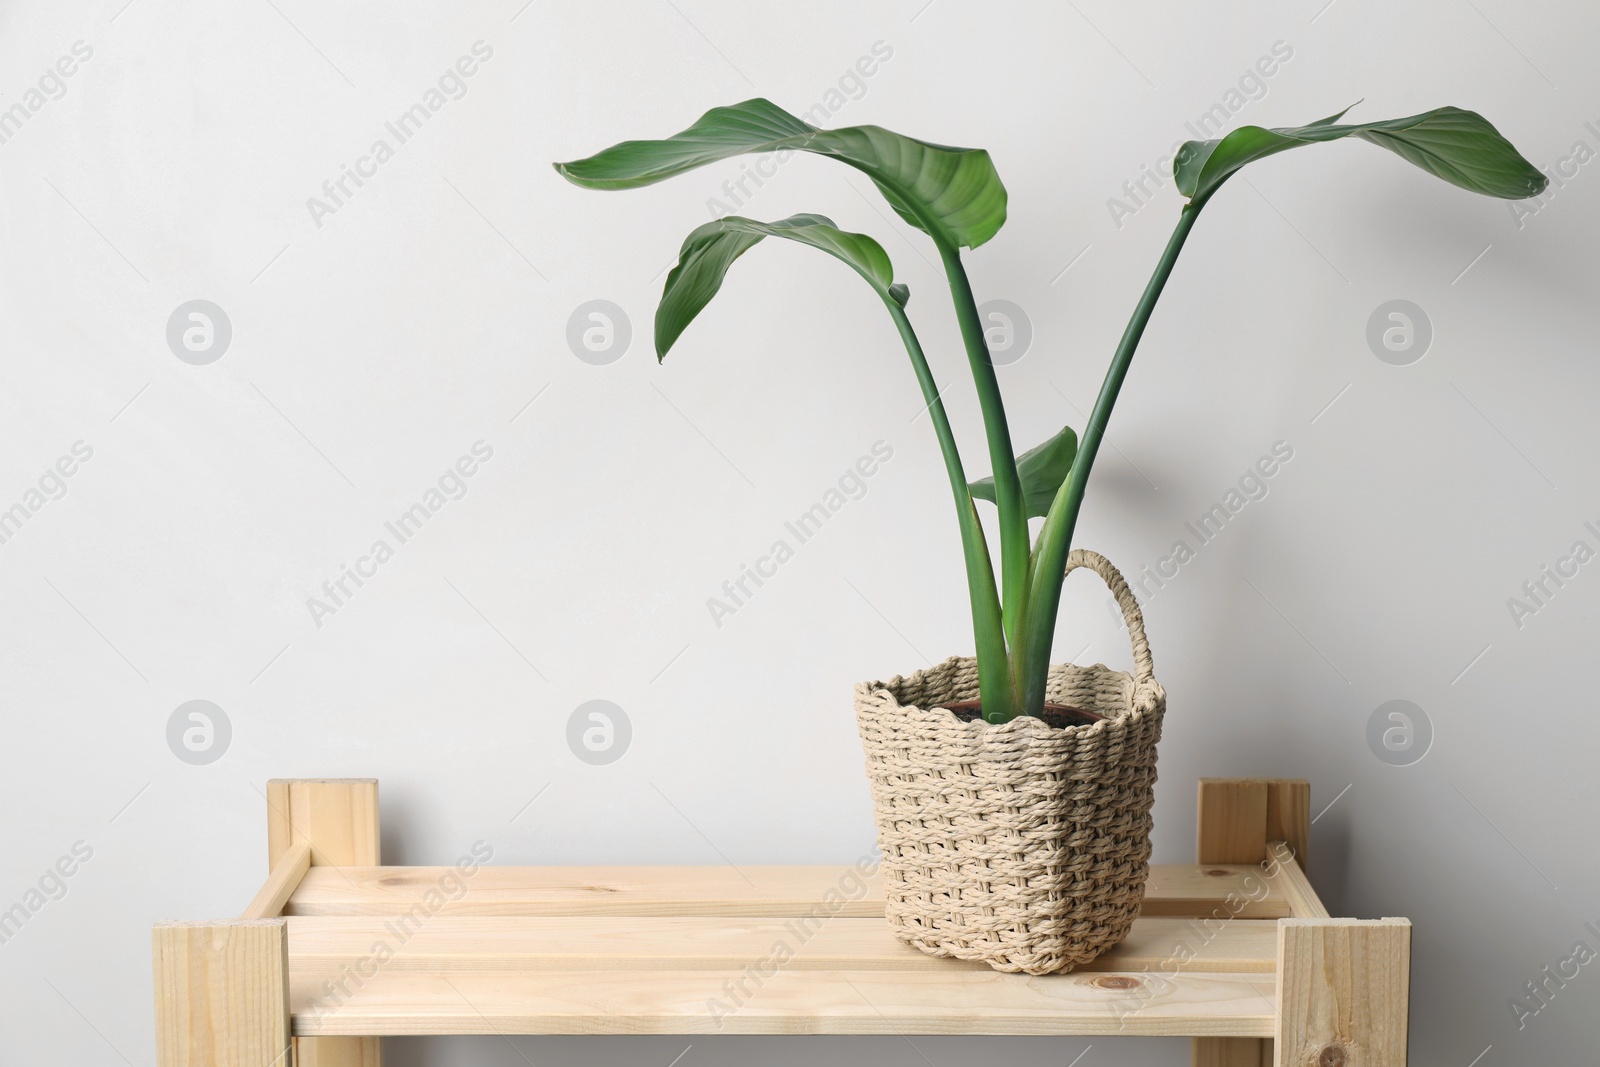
[1174,105,1548,203]
[969,424,1077,518]
[657,213,904,358]
[554,98,1008,250]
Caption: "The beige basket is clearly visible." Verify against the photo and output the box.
[854,549,1165,974]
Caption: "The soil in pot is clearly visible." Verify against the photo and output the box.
[943,700,1105,730]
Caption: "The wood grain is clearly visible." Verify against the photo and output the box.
[1267,842,1330,920]
[1194,779,1311,1067]
[283,915,1280,974]
[266,778,380,868]
[296,1036,383,1067]
[1263,782,1311,872]
[1193,1037,1269,1066]
[290,965,1278,1038]
[267,777,383,1066]
[1275,919,1411,1066]
[286,864,1290,920]
[153,919,290,1067]
[242,841,311,920]
[1197,780,1270,865]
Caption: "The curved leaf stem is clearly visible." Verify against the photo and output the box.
[936,242,1030,672]
[1016,201,1206,715]
[885,298,1013,719]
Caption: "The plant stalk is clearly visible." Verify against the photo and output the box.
[936,242,1029,705]
[1015,201,1206,715]
[885,298,1013,719]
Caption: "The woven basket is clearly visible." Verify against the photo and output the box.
[854,549,1165,974]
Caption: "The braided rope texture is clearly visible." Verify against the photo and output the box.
[854,554,1165,974]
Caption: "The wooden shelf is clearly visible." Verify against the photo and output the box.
[284,869,1286,1038]
[152,778,1411,1065]
[294,964,1280,1039]
[283,912,1281,974]
[284,862,1294,919]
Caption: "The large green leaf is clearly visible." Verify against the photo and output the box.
[1174,106,1548,203]
[657,213,906,358]
[969,424,1077,518]
[554,98,1007,250]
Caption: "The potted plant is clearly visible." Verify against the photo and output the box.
[555,100,1545,973]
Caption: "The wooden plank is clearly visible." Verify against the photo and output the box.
[243,841,311,920]
[267,777,382,1067]
[1259,778,1315,1067]
[284,915,1279,974]
[287,863,882,917]
[1193,1037,1268,1067]
[1267,843,1329,920]
[1197,780,1269,865]
[1264,781,1311,872]
[1194,780,1312,1067]
[286,864,1289,920]
[267,778,380,868]
[297,1038,382,1067]
[1141,865,1289,920]
[289,966,1277,1038]
[1194,779,1303,1067]
[1275,919,1410,1066]
[153,919,291,1067]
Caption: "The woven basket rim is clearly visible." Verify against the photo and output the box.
[856,653,1162,741]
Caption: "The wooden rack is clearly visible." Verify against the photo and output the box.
[152,777,1409,1065]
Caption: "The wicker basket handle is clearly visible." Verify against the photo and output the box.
[1064,548,1154,683]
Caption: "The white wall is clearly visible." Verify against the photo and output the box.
[2,0,1597,1063]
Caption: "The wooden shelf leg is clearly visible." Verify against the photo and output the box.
[153,919,291,1067]
[1192,778,1310,1067]
[1193,1038,1270,1067]
[1275,918,1412,1066]
[267,778,383,1067]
